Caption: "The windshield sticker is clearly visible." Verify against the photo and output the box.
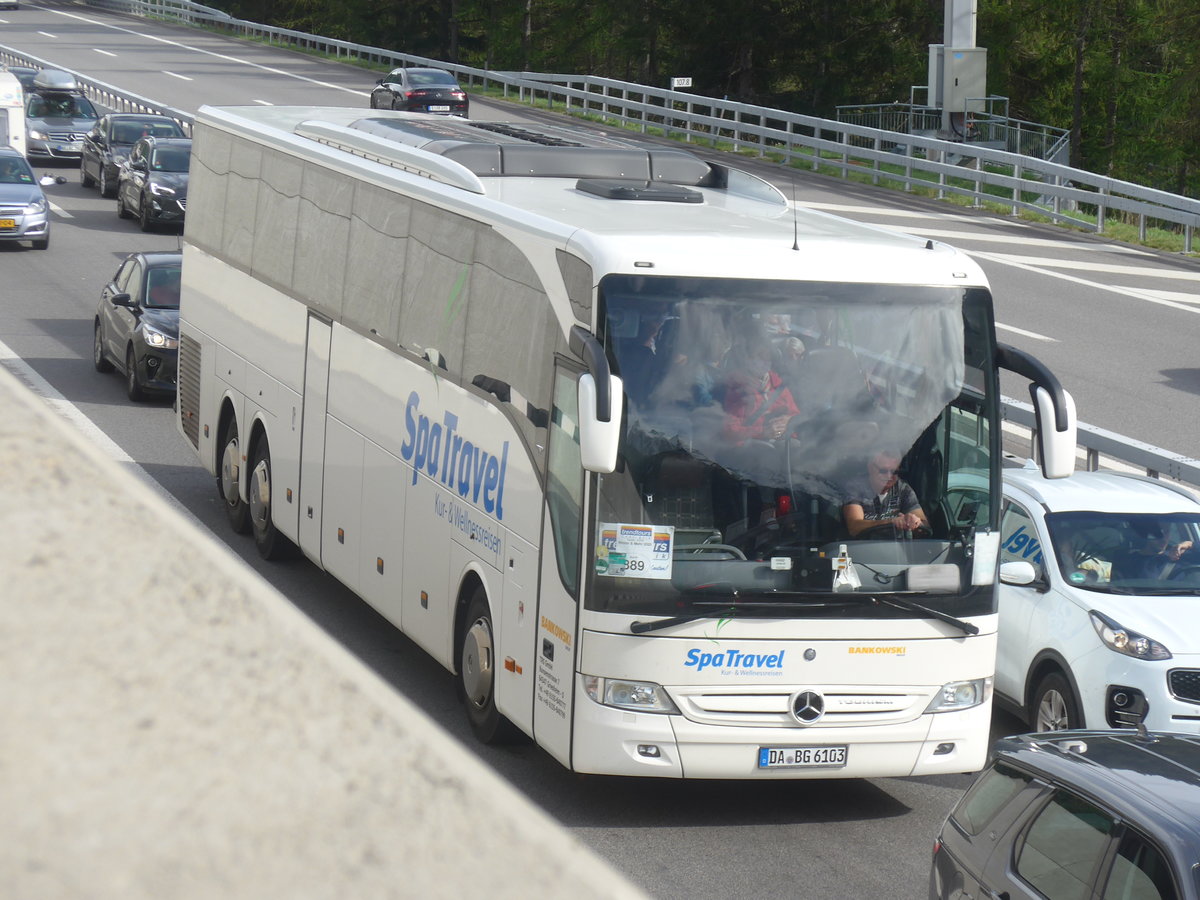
[595,523,673,579]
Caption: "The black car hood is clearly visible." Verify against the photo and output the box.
[141,306,180,337]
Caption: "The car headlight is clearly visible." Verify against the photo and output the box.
[23,198,46,215]
[142,323,179,349]
[28,129,49,141]
[924,677,992,713]
[583,675,679,714]
[1090,610,1172,660]
[149,182,176,196]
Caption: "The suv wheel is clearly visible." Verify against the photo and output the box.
[80,157,95,188]
[1032,672,1082,732]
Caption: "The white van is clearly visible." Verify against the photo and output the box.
[0,70,25,157]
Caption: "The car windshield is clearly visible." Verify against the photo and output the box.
[0,157,34,184]
[28,93,96,118]
[1044,511,1200,593]
[150,147,190,173]
[145,266,181,309]
[114,121,181,144]
[587,275,999,617]
[408,70,458,87]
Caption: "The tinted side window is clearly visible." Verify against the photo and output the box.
[1016,790,1115,900]
[1101,831,1178,900]
[952,762,1032,836]
[1001,500,1046,579]
[113,259,138,293]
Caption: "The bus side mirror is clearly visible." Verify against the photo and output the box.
[1034,386,1076,479]
[578,373,622,473]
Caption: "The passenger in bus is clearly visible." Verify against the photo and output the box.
[720,342,799,443]
[619,309,671,406]
[842,447,928,537]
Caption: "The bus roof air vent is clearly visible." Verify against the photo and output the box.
[576,179,703,203]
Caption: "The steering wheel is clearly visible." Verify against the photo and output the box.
[856,522,933,540]
[727,513,807,555]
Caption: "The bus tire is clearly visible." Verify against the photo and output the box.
[1031,671,1081,732]
[218,416,250,534]
[248,436,290,560]
[459,589,519,744]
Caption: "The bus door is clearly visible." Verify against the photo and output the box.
[532,366,586,767]
[297,314,332,564]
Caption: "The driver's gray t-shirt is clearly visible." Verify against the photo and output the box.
[844,479,921,521]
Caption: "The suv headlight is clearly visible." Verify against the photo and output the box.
[28,128,49,141]
[149,182,176,196]
[1090,610,1171,660]
[23,198,46,215]
[924,677,992,713]
[142,323,178,350]
[583,675,679,714]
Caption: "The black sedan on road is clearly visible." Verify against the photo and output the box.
[93,251,181,401]
[116,136,190,231]
[369,67,468,116]
[931,729,1200,900]
[81,114,185,198]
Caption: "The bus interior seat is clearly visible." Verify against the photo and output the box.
[642,451,717,542]
[788,346,874,414]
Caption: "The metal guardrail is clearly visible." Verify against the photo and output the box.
[4,35,1199,495]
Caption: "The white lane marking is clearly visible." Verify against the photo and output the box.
[94,48,117,57]
[37,30,57,38]
[969,249,1200,315]
[163,70,193,81]
[801,201,986,223]
[252,99,274,106]
[893,225,1160,257]
[997,323,1057,342]
[44,5,369,98]
[968,252,1200,282]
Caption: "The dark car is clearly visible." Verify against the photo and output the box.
[24,69,98,161]
[93,251,181,401]
[930,729,1200,900]
[116,135,190,231]
[369,67,468,116]
[81,114,185,198]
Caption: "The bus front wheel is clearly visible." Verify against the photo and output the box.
[459,589,518,743]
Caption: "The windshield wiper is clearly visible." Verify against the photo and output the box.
[629,591,885,633]
[631,606,740,634]
[865,595,979,635]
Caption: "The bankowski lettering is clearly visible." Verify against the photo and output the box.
[685,648,786,672]
[400,391,509,519]
[1002,524,1044,566]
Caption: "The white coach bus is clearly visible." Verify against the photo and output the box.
[177,105,1076,779]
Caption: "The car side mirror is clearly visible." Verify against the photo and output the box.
[109,292,133,308]
[375,78,384,85]
[999,560,1038,586]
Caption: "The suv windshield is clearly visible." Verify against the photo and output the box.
[587,275,999,617]
[1044,511,1200,592]
[28,93,96,118]
[150,147,190,173]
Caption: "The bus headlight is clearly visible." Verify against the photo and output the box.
[1090,610,1171,660]
[583,675,679,714]
[924,677,992,713]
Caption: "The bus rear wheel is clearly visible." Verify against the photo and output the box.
[218,417,250,534]
[248,437,290,560]
[459,589,520,744]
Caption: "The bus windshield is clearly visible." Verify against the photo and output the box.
[589,275,998,617]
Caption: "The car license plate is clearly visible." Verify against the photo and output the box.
[429,105,451,112]
[758,746,848,769]
[57,143,81,152]
[0,218,15,230]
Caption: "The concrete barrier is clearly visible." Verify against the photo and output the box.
[0,364,646,899]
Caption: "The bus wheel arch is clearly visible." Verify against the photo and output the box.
[456,577,519,744]
[217,401,249,534]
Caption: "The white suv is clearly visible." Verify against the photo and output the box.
[997,462,1200,732]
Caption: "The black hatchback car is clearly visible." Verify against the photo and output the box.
[369,67,468,116]
[93,251,181,401]
[81,113,185,198]
[931,729,1200,900]
[116,136,190,231]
